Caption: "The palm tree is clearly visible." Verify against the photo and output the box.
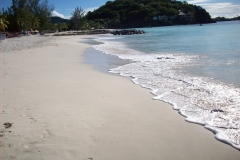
[30,15,40,30]
[0,15,9,31]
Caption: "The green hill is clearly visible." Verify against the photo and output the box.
[51,16,69,24]
[86,0,215,28]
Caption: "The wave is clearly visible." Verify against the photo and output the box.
[93,35,240,151]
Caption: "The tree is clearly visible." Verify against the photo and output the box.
[167,8,178,16]
[5,0,54,31]
[29,14,40,29]
[56,23,68,32]
[71,7,85,31]
[7,0,31,31]
[0,14,9,31]
[16,9,32,31]
[85,0,214,28]
[27,0,54,30]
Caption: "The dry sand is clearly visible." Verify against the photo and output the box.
[0,35,239,160]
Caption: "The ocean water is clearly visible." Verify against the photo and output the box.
[92,21,240,150]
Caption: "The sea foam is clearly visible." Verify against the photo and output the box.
[93,35,240,150]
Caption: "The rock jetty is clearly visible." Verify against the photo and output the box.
[111,29,146,35]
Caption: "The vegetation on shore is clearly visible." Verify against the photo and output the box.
[53,0,216,30]
[0,14,9,31]
[213,16,240,22]
[1,0,54,32]
[86,0,214,28]
[0,0,86,33]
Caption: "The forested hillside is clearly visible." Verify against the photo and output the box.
[86,0,214,28]
[51,17,69,23]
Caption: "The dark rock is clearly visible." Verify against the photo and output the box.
[112,29,146,35]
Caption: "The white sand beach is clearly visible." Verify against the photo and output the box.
[0,35,239,160]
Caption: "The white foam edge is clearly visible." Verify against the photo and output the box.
[130,74,240,151]
[95,36,240,151]
[204,125,240,151]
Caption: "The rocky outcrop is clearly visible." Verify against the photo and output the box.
[111,29,146,35]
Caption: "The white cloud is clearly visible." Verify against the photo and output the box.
[200,3,240,18]
[186,0,240,18]
[51,7,98,19]
[187,0,209,4]
[51,10,72,19]
[84,7,99,14]
[51,10,65,18]
[50,6,102,20]
[233,13,240,17]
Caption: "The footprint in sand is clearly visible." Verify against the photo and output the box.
[29,117,37,123]
[3,122,13,129]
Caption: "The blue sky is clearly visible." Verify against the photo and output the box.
[1,0,240,18]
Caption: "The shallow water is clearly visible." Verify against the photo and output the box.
[84,47,131,73]
[91,21,240,150]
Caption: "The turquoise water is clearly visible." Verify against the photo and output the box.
[92,21,240,150]
[115,21,240,87]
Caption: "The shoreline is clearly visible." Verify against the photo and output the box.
[1,35,239,159]
[84,47,131,73]
[87,35,240,151]
[92,29,240,150]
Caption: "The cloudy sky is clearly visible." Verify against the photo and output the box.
[186,0,240,18]
[1,0,240,19]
